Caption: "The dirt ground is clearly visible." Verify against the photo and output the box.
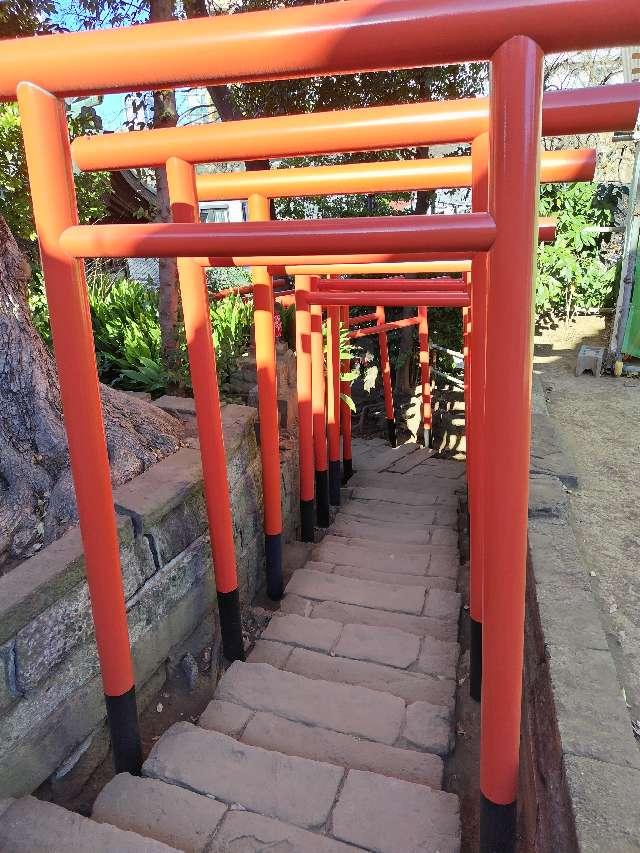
[534,315,640,740]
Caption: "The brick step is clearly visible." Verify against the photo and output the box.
[281,595,459,642]
[199,701,444,788]
[259,612,459,677]
[93,774,356,852]
[0,796,177,852]
[133,718,460,851]
[285,568,461,620]
[311,536,459,580]
[300,558,457,590]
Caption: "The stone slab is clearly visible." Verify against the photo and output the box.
[316,533,435,556]
[428,552,460,580]
[423,588,461,621]
[211,810,355,852]
[93,773,227,852]
[335,623,421,669]
[402,701,454,756]
[215,661,405,745]
[198,700,254,737]
[282,598,458,642]
[247,639,293,668]
[307,559,435,588]
[416,637,459,677]
[143,722,342,830]
[312,538,430,574]
[340,501,437,526]
[238,710,443,789]
[349,471,461,496]
[351,486,440,507]
[286,648,455,707]
[0,797,177,852]
[261,612,342,653]
[331,517,432,546]
[331,770,460,853]
[286,569,426,615]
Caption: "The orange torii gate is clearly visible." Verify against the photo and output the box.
[3,1,639,849]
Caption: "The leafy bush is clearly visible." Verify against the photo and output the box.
[536,181,624,321]
[29,275,253,395]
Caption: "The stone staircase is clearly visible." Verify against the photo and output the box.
[0,438,465,853]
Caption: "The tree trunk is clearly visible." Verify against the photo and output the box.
[150,0,181,389]
[0,217,184,570]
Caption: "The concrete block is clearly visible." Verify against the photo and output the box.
[215,662,404,745]
[211,810,355,852]
[575,344,604,377]
[143,722,342,829]
[402,701,454,756]
[286,569,426,615]
[93,773,226,852]
[334,623,421,669]
[0,797,177,852]
[286,648,455,707]
[331,770,460,853]
[241,711,444,788]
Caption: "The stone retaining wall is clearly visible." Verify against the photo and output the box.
[0,402,300,799]
[519,378,640,851]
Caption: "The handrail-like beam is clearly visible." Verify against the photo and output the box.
[58,213,496,258]
[70,84,639,171]
[3,0,637,102]
[196,149,595,201]
[319,278,465,291]
[306,291,470,307]
[349,315,421,339]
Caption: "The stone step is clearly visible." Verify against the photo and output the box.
[143,721,343,830]
[330,517,434,545]
[350,485,457,507]
[384,449,435,475]
[303,559,456,590]
[285,568,427,615]
[340,500,457,527]
[280,595,458,642]
[312,536,459,580]
[200,701,444,789]
[260,612,459,676]
[317,532,442,556]
[349,471,463,495]
[0,796,177,852]
[93,774,356,853]
[252,644,456,709]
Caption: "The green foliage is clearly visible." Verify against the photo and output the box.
[536,181,624,321]
[0,102,110,258]
[29,275,253,394]
[206,265,252,292]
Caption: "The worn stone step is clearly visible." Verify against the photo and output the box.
[93,774,227,852]
[284,647,455,708]
[303,558,456,590]
[316,533,449,560]
[93,774,355,853]
[331,517,432,545]
[261,612,458,677]
[280,595,458,642]
[0,796,177,852]
[353,444,420,472]
[331,770,460,853]
[215,661,405,745]
[285,568,426,614]
[351,485,456,506]
[200,701,444,789]
[349,471,462,495]
[143,721,343,830]
[385,448,435,474]
[341,500,456,527]
[313,536,460,580]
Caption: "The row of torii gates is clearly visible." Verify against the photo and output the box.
[2,1,639,849]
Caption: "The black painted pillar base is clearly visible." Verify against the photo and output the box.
[105,686,142,776]
[329,460,342,506]
[423,427,432,449]
[480,795,516,853]
[342,458,354,483]
[386,417,397,447]
[265,532,283,600]
[300,498,315,542]
[217,588,246,662]
[315,469,330,528]
[470,617,483,702]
